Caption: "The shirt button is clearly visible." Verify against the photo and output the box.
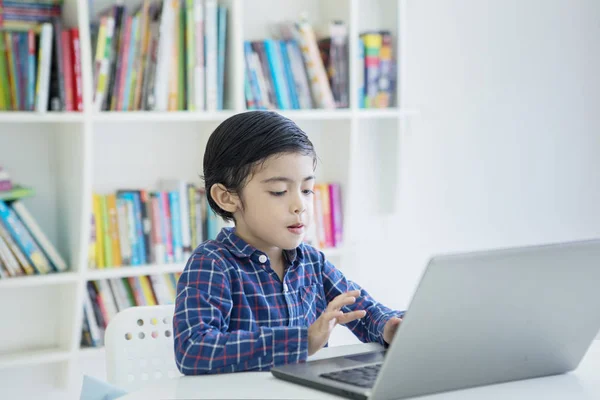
[258,254,267,263]
[283,283,288,293]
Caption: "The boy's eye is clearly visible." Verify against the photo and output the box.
[270,191,286,196]
[302,189,314,195]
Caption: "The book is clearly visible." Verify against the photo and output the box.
[0,185,35,201]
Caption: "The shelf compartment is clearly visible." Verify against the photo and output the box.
[85,263,184,280]
[92,111,237,123]
[0,112,85,123]
[0,272,79,289]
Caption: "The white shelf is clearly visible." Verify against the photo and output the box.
[0,112,85,123]
[92,110,236,123]
[356,108,402,118]
[0,272,79,289]
[85,249,344,281]
[85,263,185,280]
[91,109,355,122]
[89,108,418,124]
[0,348,71,369]
[273,109,353,120]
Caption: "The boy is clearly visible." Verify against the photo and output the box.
[173,111,404,375]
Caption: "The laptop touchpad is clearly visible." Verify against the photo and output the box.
[344,351,386,364]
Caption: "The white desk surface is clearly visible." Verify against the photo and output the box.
[119,340,600,400]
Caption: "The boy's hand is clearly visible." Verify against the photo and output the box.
[307,290,366,356]
[383,317,403,345]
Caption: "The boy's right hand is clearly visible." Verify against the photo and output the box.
[307,290,366,356]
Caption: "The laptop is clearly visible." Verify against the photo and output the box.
[271,238,600,400]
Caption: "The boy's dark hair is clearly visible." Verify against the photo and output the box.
[203,111,317,222]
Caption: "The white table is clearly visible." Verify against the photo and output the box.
[119,340,600,400]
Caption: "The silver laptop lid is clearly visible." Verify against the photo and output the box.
[371,239,600,400]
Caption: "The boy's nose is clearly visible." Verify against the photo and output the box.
[291,198,306,214]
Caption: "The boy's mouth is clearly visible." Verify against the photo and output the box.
[287,223,305,235]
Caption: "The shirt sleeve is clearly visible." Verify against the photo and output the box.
[321,257,405,346]
[173,253,309,375]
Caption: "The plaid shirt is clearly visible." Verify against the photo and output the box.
[173,227,404,375]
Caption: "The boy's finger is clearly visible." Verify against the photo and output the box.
[327,291,361,311]
[328,295,357,311]
[337,310,367,325]
[321,310,343,322]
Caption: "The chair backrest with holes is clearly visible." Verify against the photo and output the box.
[105,305,182,392]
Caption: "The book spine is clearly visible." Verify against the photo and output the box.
[168,191,183,262]
[14,32,24,110]
[99,194,113,267]
[216,5,227,110]
[294,21,336,109]
[138,190,153,264]
[193,0,204,111]
[160,191,174,263]
[328,183,343,247]
[0,200,52,274]
[92,194,105,268]
[11,201,68,272]
[106,194,122,266]
[263,39,290,109]
[71,28,83,111]
[116,197,131,265]
[6,33,18,110]
[0,32,10,110]
[35,23,53,112]
[177,0,186,110]
[27,30,36,110]
[362,32,382,109]
[116,15,132,111]
[0,234,22,276]
[51,17,65,110]
[133,1,151,110]
[357,37,364,109]
[0,218,34,275]
[204,0,217,110]
[279,40,298,109]
[185,0,195,110]
[129,191,146,264]
[377,30,393,108]
[104,5,125,112]
[150,193,166,264]
[60,29,73,111]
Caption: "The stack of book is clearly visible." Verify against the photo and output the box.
[0,0,84,112]
[90,180,230,270]
[358,30,396,109]
[0,166,67,278]
[90,180,344,270]
[81,273,181,347]
[91,0,228,112]
[304,182,344,250]
[244,18,349,110]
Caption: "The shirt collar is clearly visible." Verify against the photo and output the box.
[217,227,301,264]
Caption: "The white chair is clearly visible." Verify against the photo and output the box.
[105,305,182,392]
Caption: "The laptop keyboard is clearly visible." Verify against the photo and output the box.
[319,363,382,388]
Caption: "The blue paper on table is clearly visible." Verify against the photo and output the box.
[80,375,128,400]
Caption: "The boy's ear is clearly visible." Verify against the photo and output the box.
[210,184,240,214]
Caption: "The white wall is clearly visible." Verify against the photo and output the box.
[353,0,600,312]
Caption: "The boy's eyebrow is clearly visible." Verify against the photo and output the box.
[261,175,316,184]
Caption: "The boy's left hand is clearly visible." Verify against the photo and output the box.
[383,317,403,345]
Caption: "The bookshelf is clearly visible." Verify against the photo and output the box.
[0,0,414,393]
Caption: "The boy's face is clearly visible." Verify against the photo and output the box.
[234,152,315,252]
